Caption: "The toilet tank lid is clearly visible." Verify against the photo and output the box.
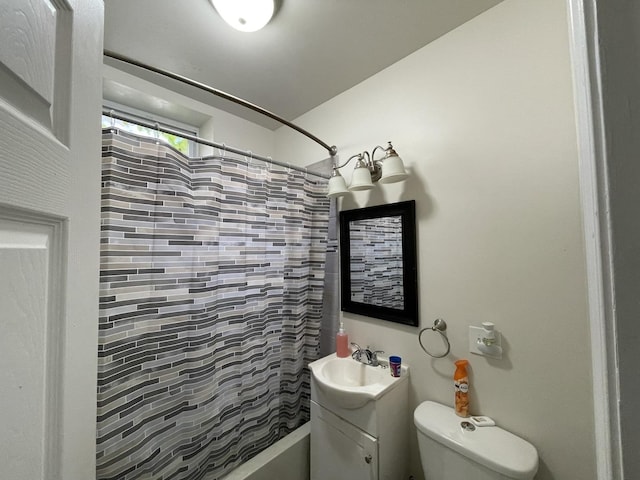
[414,401,538,480]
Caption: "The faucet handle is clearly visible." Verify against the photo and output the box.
[350,342,362,360]
[370,350,384,367]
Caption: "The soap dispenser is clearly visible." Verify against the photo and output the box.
[336,321,349,358]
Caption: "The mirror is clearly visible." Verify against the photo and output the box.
[339,200,418,326]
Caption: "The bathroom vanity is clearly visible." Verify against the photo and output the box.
[309,354,410,480]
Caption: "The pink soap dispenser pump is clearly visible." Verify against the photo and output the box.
[336,321,349,358]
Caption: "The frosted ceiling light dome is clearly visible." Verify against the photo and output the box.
[211,0,275,32]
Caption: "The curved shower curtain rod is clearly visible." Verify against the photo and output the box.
[103,50,338,158]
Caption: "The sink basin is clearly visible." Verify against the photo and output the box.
[309,353,409,409]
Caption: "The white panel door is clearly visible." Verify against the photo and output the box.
[0,1,104,479]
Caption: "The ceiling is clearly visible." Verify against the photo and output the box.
[103,0,504,130]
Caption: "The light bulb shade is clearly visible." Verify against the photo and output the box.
[327,173,349,198]
[378,154,408,184]
[211,0,275,32]
[349,165,375,191]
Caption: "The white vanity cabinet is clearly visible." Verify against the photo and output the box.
[309,356,410,480]
[311,403,379,480]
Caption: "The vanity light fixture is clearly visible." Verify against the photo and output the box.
[211,0,275,33]
[327,141,408,198]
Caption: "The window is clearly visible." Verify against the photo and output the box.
[102,103,198,156]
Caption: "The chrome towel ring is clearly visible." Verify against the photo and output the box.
[418,318,451,358]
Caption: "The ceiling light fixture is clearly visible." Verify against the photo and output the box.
[327,141,408,198]
[211,0,275,33]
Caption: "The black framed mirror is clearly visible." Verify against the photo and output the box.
[339,200,418,326]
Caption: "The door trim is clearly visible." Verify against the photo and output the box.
[565,1,621,478]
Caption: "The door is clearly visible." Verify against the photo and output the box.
[0,1,103,479]
[311,402,379,480]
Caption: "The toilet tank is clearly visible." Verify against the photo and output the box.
[414,401,538,480]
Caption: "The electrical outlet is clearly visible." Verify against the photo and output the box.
[468,325,503,359]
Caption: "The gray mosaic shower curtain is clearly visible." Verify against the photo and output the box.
[96,129,329,480]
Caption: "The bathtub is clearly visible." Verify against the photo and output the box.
[219,423,310,480]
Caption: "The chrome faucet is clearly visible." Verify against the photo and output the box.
[351,343,384,366]
[351,342,371,364]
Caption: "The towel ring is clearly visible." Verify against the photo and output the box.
[418,318,451,358]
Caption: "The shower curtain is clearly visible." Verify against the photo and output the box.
[96,129,329,480]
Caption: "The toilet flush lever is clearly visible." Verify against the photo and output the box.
[460,421,476,432]
[364,454,372,464]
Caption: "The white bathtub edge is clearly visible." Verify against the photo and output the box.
[219,423,310,480]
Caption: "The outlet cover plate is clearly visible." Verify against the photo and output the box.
[468,326,502,359]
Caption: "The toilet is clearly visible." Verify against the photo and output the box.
[414,401,538,480]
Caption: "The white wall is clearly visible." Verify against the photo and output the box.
[276,1,596,479]
[198,108,275,158]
